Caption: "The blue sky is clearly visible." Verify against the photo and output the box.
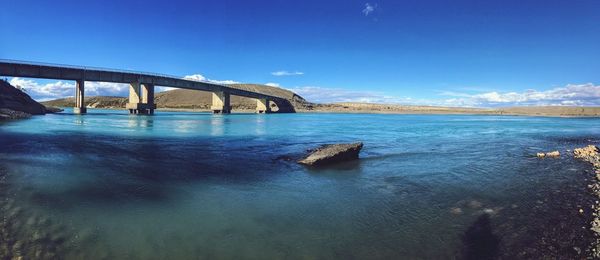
[1,0,599,106]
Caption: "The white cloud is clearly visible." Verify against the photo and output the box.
[362,3,376,16]
[7,72,241,101]
[9,78,130,101]
[10,76,599,108]
[265,82,280,87]
[287,83,600,107]
[271,71,304,76]
[439,83,600,107]
[183,74,207,82]
[183,74,239,84]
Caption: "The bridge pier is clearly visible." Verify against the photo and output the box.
[73,79,87,114]
[256,98,271,114]
[211,91,231,114]
[126,82,156,114]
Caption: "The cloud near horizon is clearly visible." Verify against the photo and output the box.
[287,83,600,107]
[9,78,130,101]
[8,77,600,107]
[271,71,304,76]
[438,83,600,107]
[9,74,241,101]
[183,74,240,85]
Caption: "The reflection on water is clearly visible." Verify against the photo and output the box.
[127,115,154,129]
[0,109,599,259]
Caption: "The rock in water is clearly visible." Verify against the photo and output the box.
[574,145,599,159]
[536,151,560,158]
[298,142,363,166]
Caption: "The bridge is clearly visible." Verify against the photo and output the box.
[0,59,285,114]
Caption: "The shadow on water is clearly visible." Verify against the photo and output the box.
[0,129,293,209]
[303,160,363,173]
[461,214,500,260]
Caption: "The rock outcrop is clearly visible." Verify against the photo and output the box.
[0,80,48,115]
[574,145,599,159]
[298,142,363,166]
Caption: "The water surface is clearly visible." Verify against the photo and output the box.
[1,109,599,259]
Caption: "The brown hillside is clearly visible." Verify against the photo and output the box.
[42,84,311,112]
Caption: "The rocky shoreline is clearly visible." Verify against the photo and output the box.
[0,80,62,121]
[536,144,600,258]
[572,145,600,257]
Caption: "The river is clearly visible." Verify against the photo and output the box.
[1,109,599,259]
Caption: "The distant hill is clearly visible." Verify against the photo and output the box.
[42,84,313,112]
[40,83,600,117]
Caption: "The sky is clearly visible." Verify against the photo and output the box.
[1,0,599,106]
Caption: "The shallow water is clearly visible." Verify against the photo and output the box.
[1,109,600,259]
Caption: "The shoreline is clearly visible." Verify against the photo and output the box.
[46,106,600,118]
[573,145,600,257]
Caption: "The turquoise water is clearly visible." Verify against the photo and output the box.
[1,109,600,259]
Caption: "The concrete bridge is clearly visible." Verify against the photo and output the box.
[0,59,285,114]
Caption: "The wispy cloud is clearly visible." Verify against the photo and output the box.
[271,71,304,76]
[287,86,408,104]
[362,3,377,16]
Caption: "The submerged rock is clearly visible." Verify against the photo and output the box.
[298,142,363,166]
[536,151,560,158]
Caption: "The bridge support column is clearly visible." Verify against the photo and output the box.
[141,83,156,115]
[73,79,86,114]
[126,82,156,115]
[211,91,231,114]
[256,98,271,114]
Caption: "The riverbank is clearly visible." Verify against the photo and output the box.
[572,145,600,257]
[302,103,600,117]
[50,106,600,118]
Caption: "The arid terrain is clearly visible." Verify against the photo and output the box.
[41,83,600,117]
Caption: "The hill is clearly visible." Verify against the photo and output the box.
[42,84,311,112]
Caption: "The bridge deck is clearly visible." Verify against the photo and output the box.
[0,59,279,100]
